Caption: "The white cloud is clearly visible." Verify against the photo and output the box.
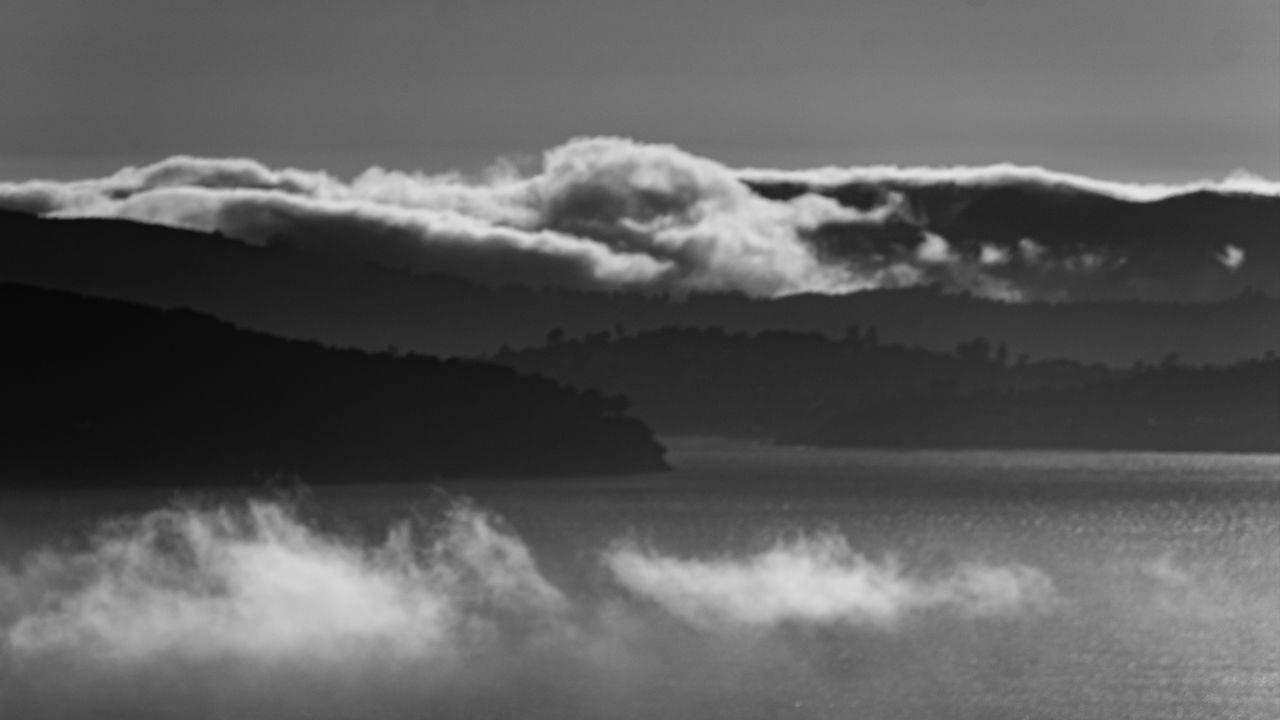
[605,533,1056,630]
[1,137,1274,300]
[0,138,879,297]
[980,244,1011,266]
[0,497,1063,720]
[1218,244,1245,271]
[737,161,1280,202]
[5,500,563,663]
[916,232,955,264]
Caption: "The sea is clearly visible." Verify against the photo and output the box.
[1,438,1278,719]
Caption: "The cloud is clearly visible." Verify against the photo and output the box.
[1218,244,1245,271]
[743,161,1280,301]
[979,244,1011,266]
[737,162,1280,203]
[1,137,1276,300]
[0,497,1061,719]
[605,534,1055,630]
[0,499,587,720]
[4,499,563,664]
[0,139,873,297]
[915,232,955,264]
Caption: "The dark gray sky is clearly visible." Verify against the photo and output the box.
[3,0,1277,181]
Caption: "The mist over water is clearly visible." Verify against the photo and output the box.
[3,444,1279,719]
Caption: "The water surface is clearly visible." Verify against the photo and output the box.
[2,440,1278,719]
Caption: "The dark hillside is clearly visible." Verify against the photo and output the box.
[0,284,667,485]
[495,327,1119,437]
[3,211,1277,365]
[496,326,1279,452]
[794,357,1280,453]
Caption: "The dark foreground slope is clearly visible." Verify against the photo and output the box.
[3,210,1278,365]
[0,284,667,485]
[793,358,1280,453]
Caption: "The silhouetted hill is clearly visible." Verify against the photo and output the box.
[494,327,1120,437]
[3,210,1278,365]
[0,283,667,485]
[792,357,1280,453]
[496,327,1279,452]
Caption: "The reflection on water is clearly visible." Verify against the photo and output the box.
[2,440,1279,719]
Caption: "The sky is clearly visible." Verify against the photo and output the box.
[2,0,1277,182]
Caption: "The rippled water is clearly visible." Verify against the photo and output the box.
[2,440,1278,719]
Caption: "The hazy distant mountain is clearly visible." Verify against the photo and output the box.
[496,327,1279,451]
[1,283,667,485]
[494,327,1121,437]
[2,210,1277,365]
[792,356,1280,453]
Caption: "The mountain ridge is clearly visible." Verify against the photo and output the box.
[1,282,669,485]
[2,209,1277,365]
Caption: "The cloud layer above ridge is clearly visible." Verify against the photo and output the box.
[2,137,1277,301]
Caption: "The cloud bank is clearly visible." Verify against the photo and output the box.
[4,500,562,664]
[2,137,1277,301]
[1,498,1056,719]
[606,534,1056,629]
